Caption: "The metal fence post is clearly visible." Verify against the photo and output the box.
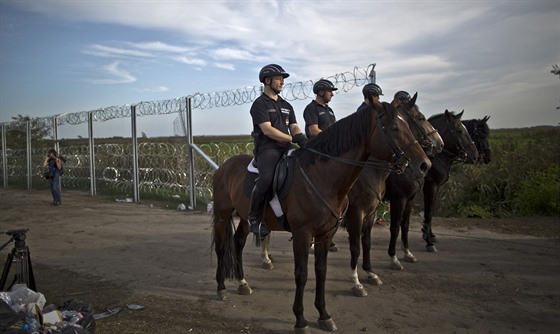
[88,111,96,196]
[131,105,140,202]
[368,63,376,84]
[186,97,196,210]
[26,120,32,190]
[53,116,59,153]
[1,123,7,188]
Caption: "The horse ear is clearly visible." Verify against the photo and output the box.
[444,109,450,119]
[410,92,418,105]
[483,115,490,122]
[457,109,464,118]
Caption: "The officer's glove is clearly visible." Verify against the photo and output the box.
[292,133,308,149]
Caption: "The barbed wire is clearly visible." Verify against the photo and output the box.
[1,64,375,127]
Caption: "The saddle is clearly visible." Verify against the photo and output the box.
[243,151,297,231]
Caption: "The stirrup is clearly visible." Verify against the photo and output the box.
[250,222,269,238]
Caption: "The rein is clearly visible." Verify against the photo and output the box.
[297,158,348,223]
[302,147,393,171]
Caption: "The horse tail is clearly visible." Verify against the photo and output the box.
[212,210,237,280]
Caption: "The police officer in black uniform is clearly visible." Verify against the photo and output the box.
[391,90,411,109]
[358,83,384,111]
[248,64,307,238]
[303,79,338,138]
[303,78,340,251]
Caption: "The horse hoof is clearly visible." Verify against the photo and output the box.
[404,254,418,263]
[294,325,311,334]
[390,261,404,271]
[329,245,338,252]
[262,261,274,270]
[367,276,383,285]
[318,318,338,332]
[237,283,253,295]
[217,289,228,301]
[352,286,368,297]
[426,245,438,253]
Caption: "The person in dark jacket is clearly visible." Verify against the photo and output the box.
[248,64,307,238]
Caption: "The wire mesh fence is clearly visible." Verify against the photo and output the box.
[0,64,375,208]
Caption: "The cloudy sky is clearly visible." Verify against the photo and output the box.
[0,0,558,138]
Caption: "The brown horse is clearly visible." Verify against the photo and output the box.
[212,100,430,333]
[342,93,443,296]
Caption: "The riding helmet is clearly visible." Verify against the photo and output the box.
[362,83,383,97]
[312,79,338,94]
[259,64,290,83]
[394,91,411,101]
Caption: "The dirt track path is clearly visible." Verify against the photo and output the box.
[1,189,559,333]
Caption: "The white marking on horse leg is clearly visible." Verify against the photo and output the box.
[366,271,383,285]
[350,267,367,297]
[238,279,248,286]
[260,237,274,269]
[402,246,418,263]
[350,267,363,289]
[390,255,404,271]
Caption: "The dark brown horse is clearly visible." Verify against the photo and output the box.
[212,100,430,333]
[462,116,491,164]
[343,94,443,296]
[420,110,479,252]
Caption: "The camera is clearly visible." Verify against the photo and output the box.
[5,228,28,242]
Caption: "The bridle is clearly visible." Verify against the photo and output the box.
[439,117,476,163]
[399,103,439,155]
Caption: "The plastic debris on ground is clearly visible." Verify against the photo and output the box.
[0,284,96,333]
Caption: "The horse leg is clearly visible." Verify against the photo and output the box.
[213,211,236,301]
[362,215,383,285]
[388,198,405,270]
[260,234,274,269]
[422,183,439,252]
[313,234,337,332]
[234,218,253,295]
[346,209,368,297]
[401,202,417,263]
[291,232,312,333]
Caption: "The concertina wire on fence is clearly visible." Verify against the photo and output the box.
[1,64,375,206]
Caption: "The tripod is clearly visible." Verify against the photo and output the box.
[0,228,36,291]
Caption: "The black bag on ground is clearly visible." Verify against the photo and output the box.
[0,299,27,334]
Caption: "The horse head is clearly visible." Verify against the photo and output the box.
[370,100,431,178]
[397,92,444,158]
[441,109,479,163]
[471,116,491,164]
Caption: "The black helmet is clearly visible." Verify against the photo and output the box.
[259,64,290,83]
[394,91,411,101]
[312,79,338,94]
[362,83,383,97]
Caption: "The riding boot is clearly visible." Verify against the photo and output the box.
[247,185,270,238]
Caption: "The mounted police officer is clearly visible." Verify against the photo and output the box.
[303,79,338,138]
[248,64,307,238]
[358,83,384,111]
[391,90,411,109]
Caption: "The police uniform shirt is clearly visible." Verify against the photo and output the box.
[303,100,336,138]
[250,93,297,147]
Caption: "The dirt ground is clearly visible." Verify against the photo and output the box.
[1,188,559,334]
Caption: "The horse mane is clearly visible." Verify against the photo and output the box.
[428,111,458,128]
[298,101,383,167]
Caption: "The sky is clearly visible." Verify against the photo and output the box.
[0,0,559,138]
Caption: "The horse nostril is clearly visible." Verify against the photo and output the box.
[420,161,430,175]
